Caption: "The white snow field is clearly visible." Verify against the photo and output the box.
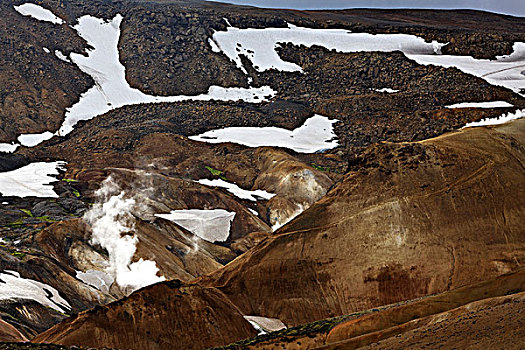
[0,161,65,198]
[14,3,64,24]
[211,23,444,73]
[463,109,525,128]
[189,114,338,153]
[155,209,236,242]
[2,8,276,151]
[0,270,71,313]
[197,178,275,201]
[211,22,525,97]
[445,101,513,108]
[58,14,276,137]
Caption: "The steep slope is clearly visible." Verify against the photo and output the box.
[201,119,525,326]
[31,120,525,349]
[216,268,525,350]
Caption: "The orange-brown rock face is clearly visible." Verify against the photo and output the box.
[33,280,257,350]
[201,119,525,326]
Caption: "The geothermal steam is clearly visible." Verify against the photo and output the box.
[83,176,165,292]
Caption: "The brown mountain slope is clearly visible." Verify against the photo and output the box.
[31,120,525,349]
[33,280,257,350]
[198,119,525,327]
[216,268,525,350]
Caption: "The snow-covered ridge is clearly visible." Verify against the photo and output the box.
[197,178,275,202]
[14,3,64,24]
[155,209,236,243]
[189,114,338,153]
[446,101,513,109]
[0,270,70,313]
[0,161,65,198]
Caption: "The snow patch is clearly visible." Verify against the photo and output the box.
[18,132,54,147]
[189,114,338,153]
[55,50,71,63]
[14,3,64,24]
[407,42,525,96]
[83,176,165,292]
[463,109,525,128]
[197,178,275,201]
[373,88,399,93]
[155,209,235,243]
[0,270,70,313]
[0,143,19,153]
[43,47,50,53]
[0,161,64,198]
[212,23,444,73]
[445,101,513,109]
[56,14,275,137]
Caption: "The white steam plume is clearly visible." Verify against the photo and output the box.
[83,176,165,293]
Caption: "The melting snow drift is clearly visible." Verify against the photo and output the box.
[14,3,64,24]
[155,209,236,243]
[0,270,70,313]
[446,101,513,109]
[189,114,338,153]
[197,178,275,201]
[463,109,525,128]
[0,161,64,198]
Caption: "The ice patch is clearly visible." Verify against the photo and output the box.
[14,3,64,24]
[445,101,513,109]
[212,23,444,73]
[83,176,165,292]
[155,209,235,243]
[197,178,275,201]
[0,270,70,313]
[243,316,287,334]
[0,161,64,198]
[76,270,114,294]
[189,114,338,153]
[463,109,525,128]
